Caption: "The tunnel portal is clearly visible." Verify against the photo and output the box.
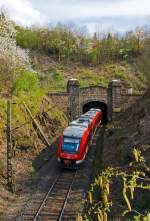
[82,101,108,124]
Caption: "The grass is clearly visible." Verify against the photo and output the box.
[0,88,68,154]
[61,62,146,91]
[12,90,45,127]
[31,52,147,92]
[40,67,66,92]
[13,91,67,141]
[13,69,40,95]
[76,63,133,89]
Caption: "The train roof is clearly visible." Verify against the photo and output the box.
[69,120,89,128]
[63,126,86,138]
[83,112,96,118]
[79,116,92,121]
[84,109,101,117]
[90,108,102,112]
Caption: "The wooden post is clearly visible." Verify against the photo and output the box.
[7,100,14,192]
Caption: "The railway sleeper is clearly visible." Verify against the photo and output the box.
[37,215,60,220]
[42,205,64,211]
[22,215,35,220]
[46,197,66,202]
[50,190,69,195]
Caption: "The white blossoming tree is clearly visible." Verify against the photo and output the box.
[0,11,30,95]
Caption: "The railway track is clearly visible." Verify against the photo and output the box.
[18,125,104,221]
[22,170,77,221]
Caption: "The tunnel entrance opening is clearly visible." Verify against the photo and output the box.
[82,101,108,124]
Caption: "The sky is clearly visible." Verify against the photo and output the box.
[0,0,150,34]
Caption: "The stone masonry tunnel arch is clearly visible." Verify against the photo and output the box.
[48,79,142,122]
[82,100,108,124]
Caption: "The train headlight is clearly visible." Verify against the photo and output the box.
[57,157,61,162]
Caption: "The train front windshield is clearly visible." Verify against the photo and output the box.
[62,137,80,154]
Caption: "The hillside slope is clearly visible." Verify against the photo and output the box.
[101,89,150,217]
[103,90,150,167]
[31,52,146,92]
[0,95,68,218]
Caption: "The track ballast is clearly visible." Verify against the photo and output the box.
[22,170,77,221]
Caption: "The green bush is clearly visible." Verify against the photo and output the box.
[40,67,65,92]
[16,27,41,50]
[13,70,39,94]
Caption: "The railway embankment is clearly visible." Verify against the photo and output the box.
[0,96,68,220]
[84,90,150,220]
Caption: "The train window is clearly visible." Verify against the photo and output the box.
[79,118,91,123]
[62,137,80,153]
[78,119,89,123]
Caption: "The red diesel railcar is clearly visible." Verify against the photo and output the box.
[57,108,102,168]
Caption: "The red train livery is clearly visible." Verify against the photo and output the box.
[57,108,102,168]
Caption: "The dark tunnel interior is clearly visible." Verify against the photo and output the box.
[82,101,108,124]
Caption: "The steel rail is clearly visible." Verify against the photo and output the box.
[32,170,77,221]
[33,174,60,221]
[58,170,77,221]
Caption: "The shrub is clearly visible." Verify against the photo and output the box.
[13,70,39,94]
[16,27,41,50]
